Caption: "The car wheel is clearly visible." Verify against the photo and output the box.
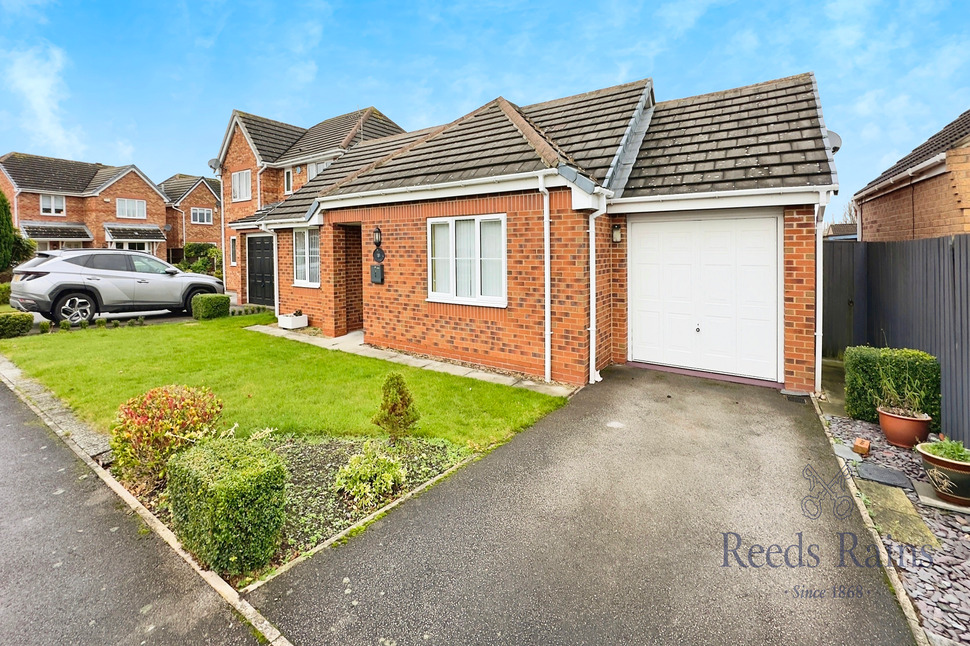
[184,289,208,317]
[54,292,96,324]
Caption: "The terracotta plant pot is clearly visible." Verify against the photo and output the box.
[877,407,931,449]
[915,444,970,507]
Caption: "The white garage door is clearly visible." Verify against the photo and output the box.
[628,215,779,381]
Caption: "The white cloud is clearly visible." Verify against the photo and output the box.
[656,0,721,38]
[113,139,135,163]
[0,0,51,22]
[1,44,86,158]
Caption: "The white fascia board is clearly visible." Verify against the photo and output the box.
[216,114,262,167]
[227,220,264,231]
[0,165,20,191]
[607,185,838,214]
[852,153,947,202]
[266,149,343,169]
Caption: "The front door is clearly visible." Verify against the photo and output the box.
[247,236,275,306]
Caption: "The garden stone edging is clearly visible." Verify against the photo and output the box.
[0,353,293,646]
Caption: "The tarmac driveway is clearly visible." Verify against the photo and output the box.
[249,366,914,645]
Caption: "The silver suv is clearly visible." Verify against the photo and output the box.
[9,249,225,323]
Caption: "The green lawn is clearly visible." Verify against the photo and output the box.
[0,313,565,448]
[0,304,15,313]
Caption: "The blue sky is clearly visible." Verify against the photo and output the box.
[1,0,967,221]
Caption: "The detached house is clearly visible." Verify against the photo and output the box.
[853,107,970,241]
[215,108,405,302]
[0,152,169,257]
[159,174,222,263]
[223,73,838,394]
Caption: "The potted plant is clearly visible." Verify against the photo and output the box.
[873,369,931,448]
[915,439,970,507]
[277,309,308,330]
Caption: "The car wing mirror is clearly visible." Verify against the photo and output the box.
[165,268,179,275]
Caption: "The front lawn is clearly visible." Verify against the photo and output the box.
[0,313,564,449]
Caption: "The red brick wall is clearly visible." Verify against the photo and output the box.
[608,214,628,364]
[783,206,817,392]
[860,150,970,241]
[180,182,222,247]
[221,125,260,293]
[84,171,168,259]
[342,225,363,332]
[261,167,284,208]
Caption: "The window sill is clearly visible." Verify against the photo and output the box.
[293,281,321,289]
[40,213,66,217]
[230,262,238,267]
[231,197,252,203]
[116,216,148,220]
[191,222,214,226]
[426,295,507,309]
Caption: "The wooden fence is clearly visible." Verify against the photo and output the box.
[823,235,969,443]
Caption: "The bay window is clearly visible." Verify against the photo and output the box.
[427,214,506,307]
[293,228,320,287]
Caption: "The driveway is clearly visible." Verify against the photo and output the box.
[0,383,257,645]
[248,366,914,645]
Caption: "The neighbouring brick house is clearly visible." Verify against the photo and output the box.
[854,107,970,241]
[0,152,169,258]
[224,73,838,393]
[159,174,222,263]
[215,108,405,300]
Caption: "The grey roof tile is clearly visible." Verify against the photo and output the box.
[159,174,221,204]
[0,153,126,194]
[103,223,166,241]
[19,220,93,240]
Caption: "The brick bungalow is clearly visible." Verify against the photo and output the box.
[159,174,222,263]
[215,108,405,301]
[853,108,970,241]
[225,73,839,394]
[0,152,169,258]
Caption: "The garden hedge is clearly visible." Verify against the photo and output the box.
[844,346,942,431]
[0,282,10,304]
[167,439,286,575]
[0,311,32,339]
[191,293,230,320]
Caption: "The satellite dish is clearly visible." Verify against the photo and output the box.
[828,131,842,154]
[207,158,220,172]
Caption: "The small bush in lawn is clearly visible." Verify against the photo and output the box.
[96,318,106,329]
[59,319,71,331]
[126,319,136,327]
[111,319,120,328]
[372,372,419,443]
[110,385,223,493]
[137,316,145,326]
[79,319,89,330]
[168,439,286,575]
[844,346,941,430]
[38,320,51,334]
[0,311,33,338]
[192,293,230,320]
[333,440,407,510]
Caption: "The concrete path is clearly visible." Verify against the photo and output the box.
[0,383,258,645]
[247,366,914,645]
[247,325,576,398]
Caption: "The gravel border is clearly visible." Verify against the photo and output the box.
[828,415,970,645]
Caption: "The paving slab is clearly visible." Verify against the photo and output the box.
[835,443,863,462]
[856,480,941,547]
[857,462,914,490]
[913,481,970,515]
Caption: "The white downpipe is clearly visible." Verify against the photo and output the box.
[12,189,20,228]
[814,203,826,394]
[173,206,186,250]
[588,190,608,384]
[538,175,551,382]
[256,163,267,210]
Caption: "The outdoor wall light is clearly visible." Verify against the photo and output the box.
[373,226,383,248]
[612,224,622,243]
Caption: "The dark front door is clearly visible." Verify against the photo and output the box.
[247,236,275,306]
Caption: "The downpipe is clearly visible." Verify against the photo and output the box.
[588,190,608,384]
[814,201,826,394]
[538,174,552,383]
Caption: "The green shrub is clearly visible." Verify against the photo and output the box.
[0,282,10,303]
[0,311,32,338]
[39,320,51,334]
[59,319,71,331]
[844,346,942,430]
[137,316,145,326]
[333,440,407,510]
[109,385,223,492]
[111,319,120,328]
[126,319,136,327]
[168,439,286,575]
[372,372,419,443]
[192,293,230,320]
[96,318,107,329]
[79,319,89,330]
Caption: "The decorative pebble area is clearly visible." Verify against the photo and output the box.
[829,416,970,645]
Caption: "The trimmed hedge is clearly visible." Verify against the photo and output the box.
[844,346,942,431]
[0,282,10,304]
[191,293,230,320]
[0,311,32,338]
[168,439,286,575]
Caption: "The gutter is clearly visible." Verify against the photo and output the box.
[608,184,839,206]
[538,174,551,382]
[853,153,946,203]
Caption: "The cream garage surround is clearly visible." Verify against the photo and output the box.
[627,209,781,382]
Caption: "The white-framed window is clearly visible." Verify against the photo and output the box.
[293,228,320,287]
[116,198,147,219]
[113,241,149,251]
[230,236,237,266]
[307,163,318,181]
[427,214,507,307]
[231,169,252,202]
[191,207,213,224]
[284,168,293,194]
[62,241,83,249]
[40,194,65,216]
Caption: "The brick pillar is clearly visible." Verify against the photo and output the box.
[783,206,817,393]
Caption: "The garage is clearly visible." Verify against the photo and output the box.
[627,212,781,382]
